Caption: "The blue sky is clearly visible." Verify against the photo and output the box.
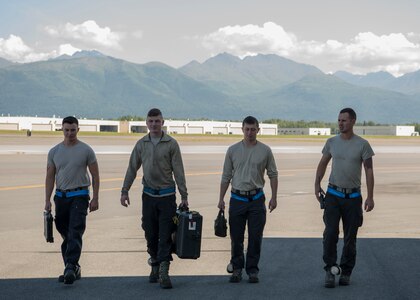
[1,0,420,76]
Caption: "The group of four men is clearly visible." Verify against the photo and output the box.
[45,107,374,289]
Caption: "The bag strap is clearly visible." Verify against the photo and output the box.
[178,203,189,212]
[218,209,225,218]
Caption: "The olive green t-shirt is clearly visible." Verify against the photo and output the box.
[47,141,97,190]
[221,140,278,191]
[322,134,374,189]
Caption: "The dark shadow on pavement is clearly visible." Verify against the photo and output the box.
[1,238,419,300]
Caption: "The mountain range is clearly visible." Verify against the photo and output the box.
[0,51,419,123]
[334,70,420,95]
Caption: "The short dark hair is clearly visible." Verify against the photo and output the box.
[242,116,259,128]
[340,108,357,120]
[147,108,162,118]
[62,116,79,126]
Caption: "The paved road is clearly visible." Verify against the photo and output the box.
[1,134,419,299]
[1,238,419,300]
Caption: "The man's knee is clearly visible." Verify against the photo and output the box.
[54,216,68,234]
[323,227,339,242]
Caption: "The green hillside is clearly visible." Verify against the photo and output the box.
[0,51,419,123]
[0,56,237,119]
[249,74,420,123]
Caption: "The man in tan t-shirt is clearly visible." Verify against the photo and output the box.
[218,116,278,284]
[45,116,100,285]
[315,107,374,288]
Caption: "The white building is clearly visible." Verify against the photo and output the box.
[0,116,61,131]
[129,120,277,135]
[0,116,120,132]
[278,128,331,135]
[354,126,415,136]
[0,116,277,135]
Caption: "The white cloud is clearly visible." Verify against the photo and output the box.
[202,22,420,76]
[0,20,144,63]
[0,35,84,63]
[0,35,32,60]
[45,20,123,49]
[202,22,297,58]
[58,44,81,56]
[0,34,52,62]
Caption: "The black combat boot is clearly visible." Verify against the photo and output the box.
[159,261,172,289]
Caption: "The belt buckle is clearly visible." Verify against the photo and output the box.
[243,189,257,196]
[232,189,242,195]
[243,190,253,196]
[251,188,260,196]
[331,185,346,194]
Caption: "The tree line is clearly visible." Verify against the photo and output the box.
[264,119,420,132]
[117,116,420,132]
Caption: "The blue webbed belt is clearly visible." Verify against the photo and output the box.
[144,187,176,196]
[231,188,264,202]
[55,187,89,198]
[327,185,361,199]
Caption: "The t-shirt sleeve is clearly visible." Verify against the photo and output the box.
[322,138,331,155]
[87,146,97,165]
[47,148,55,167]
[361,141,375,160]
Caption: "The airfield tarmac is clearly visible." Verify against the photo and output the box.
[0,133,419,299]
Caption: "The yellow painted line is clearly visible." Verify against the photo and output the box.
[0,172,220,192]
[101,178,124,182]
[101,187,126,192]
[379,170,420,174]
[0,171,293,192]
[186,172,221,176]
[0,184,44,191]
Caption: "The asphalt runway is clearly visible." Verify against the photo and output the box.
[1,134,419,299]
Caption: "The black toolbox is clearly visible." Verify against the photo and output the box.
[174,209,202,259]
[44,211,54,243]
